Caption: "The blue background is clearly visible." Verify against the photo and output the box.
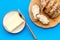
[0,0,60,40]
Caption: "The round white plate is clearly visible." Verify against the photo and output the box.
[3,11,25,33]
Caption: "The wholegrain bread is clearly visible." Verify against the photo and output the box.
[45,0,56,14]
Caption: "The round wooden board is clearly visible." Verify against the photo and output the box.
[29,0,60,28]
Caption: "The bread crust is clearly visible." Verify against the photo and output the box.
[44,0,56,14]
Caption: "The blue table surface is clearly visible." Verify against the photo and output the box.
[0,0,60,40]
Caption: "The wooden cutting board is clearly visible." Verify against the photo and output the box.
[29,0,60,28]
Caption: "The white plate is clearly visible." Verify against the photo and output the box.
[3,11,25,33]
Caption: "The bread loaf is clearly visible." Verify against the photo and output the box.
[40,0,60,18]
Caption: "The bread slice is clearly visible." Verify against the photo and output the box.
[4,12,24,32]
[36,14,49,24]
[40,0,50,10]
[49,3,59,16]
[51,4,60,18]
[45,0,56,14]
[32,4,40,19]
